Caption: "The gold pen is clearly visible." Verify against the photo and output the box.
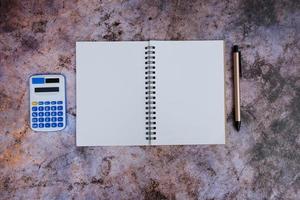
[233,45,242,131]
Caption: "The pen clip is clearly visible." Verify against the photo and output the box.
[239,52,242,78]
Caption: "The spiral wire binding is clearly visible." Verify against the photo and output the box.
[145,45,156,143]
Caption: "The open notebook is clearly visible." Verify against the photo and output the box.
[76,41,225,146]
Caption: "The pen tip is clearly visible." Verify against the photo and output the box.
[235,121,241,131]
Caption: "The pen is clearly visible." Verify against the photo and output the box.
[233,45,242,131]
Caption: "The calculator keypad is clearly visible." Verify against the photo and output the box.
[31,100,65,130]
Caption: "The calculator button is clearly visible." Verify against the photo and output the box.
[38,118,44,122]
[57,106,63,110]
[32,101,37,106]
[45,101,50,105]
[38,107,44,111]
[32,118,38,122]
[32,112,38,117]
[51,123,57,127]
[32,123,38,128]
[45,106,50,111]
[58,112,63,116]
[58,123,64,127]
[51,101,56,105]
[45,117,50,122]
[39,123,44,128]
[32,107,37,111]
[38,112,44,117]
[51,112,57,116]
[45,123,50,128]
[38,101,44,105]
[58,117,63,121]
[45,112,50,116]
[51,106,56,111]
[51,117,57,122]
[57,101,63,104]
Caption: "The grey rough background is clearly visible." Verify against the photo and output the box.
[0,0,300,199]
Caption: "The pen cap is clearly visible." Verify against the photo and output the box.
[233,45,239,52]
[233,45,242,77]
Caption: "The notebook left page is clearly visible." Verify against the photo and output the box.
[76,41,147,146]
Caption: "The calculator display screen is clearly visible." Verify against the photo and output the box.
[35,87,59,93]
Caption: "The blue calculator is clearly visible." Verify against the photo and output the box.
[29,74,66,131]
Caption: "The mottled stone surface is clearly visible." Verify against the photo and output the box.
[0,0,299,199]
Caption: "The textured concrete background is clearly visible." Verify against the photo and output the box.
[0,0,299,199]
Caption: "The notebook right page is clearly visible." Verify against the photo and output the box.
[151,40,225,145]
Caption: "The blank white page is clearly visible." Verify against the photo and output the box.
[76,41,147,146]
[151,40,225,145]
